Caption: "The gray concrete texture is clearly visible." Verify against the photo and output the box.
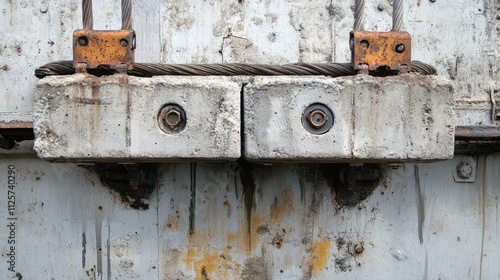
[34,74,454,162]
[244,75,455,162]
[34,74,241,161]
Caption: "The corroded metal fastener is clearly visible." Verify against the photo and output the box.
[158,104,186,134]
[307,109,329,129]
[164,108,182,129]
[354,243,364,254]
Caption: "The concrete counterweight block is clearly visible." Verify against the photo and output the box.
[34,74,241,162]
[244,75,455,162]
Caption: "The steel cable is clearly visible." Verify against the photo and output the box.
[393,0,403,31]
[34,61,436,78]
[82,0,93,30]
[121,0,133,30]
[354,0,365,31]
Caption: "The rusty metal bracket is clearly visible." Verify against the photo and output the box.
[73,29,135,71]
[351,31,411,74]
[73,0,135,72]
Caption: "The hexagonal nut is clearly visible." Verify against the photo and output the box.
[164,108,182,129]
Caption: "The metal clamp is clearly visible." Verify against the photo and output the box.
[351,0,411,74]
[73,0,136,72]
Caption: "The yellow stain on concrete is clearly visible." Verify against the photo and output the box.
[271,188,293,221]
[184,249,240,280]
[309,240,331,276]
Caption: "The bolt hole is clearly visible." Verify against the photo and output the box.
[360,40,369,49]
[395,44,405,53]
[120,38,129,47]
[77,36,88,47]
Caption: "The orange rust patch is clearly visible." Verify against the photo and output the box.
[249,215,264,253]
[309,240,331,276]
[271,188,294,221]
[183,249,240,280]
[73,29,135,69]
[351,31,411,72]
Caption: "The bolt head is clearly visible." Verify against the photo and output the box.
[354,243,364,254]
[164,109,182,129]
[307,109,328,129]
[456,161,473,179]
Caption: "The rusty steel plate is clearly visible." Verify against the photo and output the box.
[73,29,136,70]
[351,31,411,73]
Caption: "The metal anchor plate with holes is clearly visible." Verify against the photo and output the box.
[351,31,411,73]
[243,75,455,162]
[73,0,135,71]
[73,29,136,70]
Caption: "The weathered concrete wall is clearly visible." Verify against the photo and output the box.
[0,0,498,123]
[0,156,499,279]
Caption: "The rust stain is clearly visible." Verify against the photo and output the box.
[184,249,240,280]
[163,215,180,231]
[271,188,293,221]
[351,31,411,73]
[309,240,331,276]
[73,29,135,70]
[239,159,256,252]
[0,121,33,129]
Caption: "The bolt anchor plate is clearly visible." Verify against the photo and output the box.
[351,31,411,74]
[73,29,136,70]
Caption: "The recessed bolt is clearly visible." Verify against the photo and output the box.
[158,104,186,134]
[165,108,182,129]
[307,109,328,129]
[120,39,128,47]
[354,243,364,254]
[456,161,473,179]
[395,44,405,53]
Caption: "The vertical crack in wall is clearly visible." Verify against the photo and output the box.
[189,163,197,235]
[414,165,424,244]
[479,155,487,280]
[82,232,86,268]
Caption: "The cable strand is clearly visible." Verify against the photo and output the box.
[121,0,133,30]
[393,0,403,31]
[82,0,93,30]
[354,0,365,31]
[34,61,436,79]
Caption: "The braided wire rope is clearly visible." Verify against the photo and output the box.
[34,61,436,78]
[354,0,365,31]
[121,0,133,30]
[82,0,93,30]
[392,0,404,31]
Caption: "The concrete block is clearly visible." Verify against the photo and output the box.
[34,74,241,162]
[244,77,353,162]
[244,75,455,162]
